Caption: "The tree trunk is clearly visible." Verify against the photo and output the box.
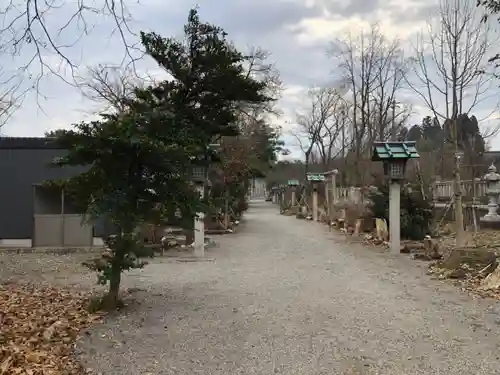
[103,261,122,309]
[185,229,194,245]
[304,151,310,177]
[224,188,230,229]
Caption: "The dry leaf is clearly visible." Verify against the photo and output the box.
[0,283,102,374]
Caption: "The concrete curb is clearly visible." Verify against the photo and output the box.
[0,246,104,254]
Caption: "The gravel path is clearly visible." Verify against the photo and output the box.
[77,201,500,375]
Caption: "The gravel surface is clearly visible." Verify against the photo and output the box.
[74,201,500,375]
[0,251,98,289]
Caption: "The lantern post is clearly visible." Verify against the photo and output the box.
[192,143,219,257]
[371,142,420,254]
[306,173,326,221]
[323,169,339,228]
[287,179,300,206]
[191,165,206,257]
[480,164,500,229]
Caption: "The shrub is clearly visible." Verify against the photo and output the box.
[368,182,433,240]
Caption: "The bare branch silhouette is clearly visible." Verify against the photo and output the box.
[0,44,29,129]
[0,0,144,100]
[405,0,498,127]
[76,64,152,114]
[328,24,410,184]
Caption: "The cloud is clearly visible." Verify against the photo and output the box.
[1,0,500,150]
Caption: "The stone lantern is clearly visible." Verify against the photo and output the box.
[190,166,206,256]
[371,141,420,254]
[287,179,300,206]
[480,163,500,229]
[191,166,205,193]
[190,142,219,257]
[306,173,326,221]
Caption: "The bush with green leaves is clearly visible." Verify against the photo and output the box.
[368,182,433,240]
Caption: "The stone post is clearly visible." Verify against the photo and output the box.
[389,181,401,254]
[291,189,296,206]
[324,179,329,213]
[312,187,318,221]
[324,169,338,228]
[194,185,205,257]
[279,188,285,211]
[480,164,500,229]
[332,171,338,205]
[194,213,205,256]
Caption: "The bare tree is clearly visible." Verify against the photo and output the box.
[407,0,497,123]
[290,87,352,177]
[406,0,496,246]
[0,0,142,101]
[314,89,351,170]
[291,88,331,176]
[0,44,28,129]
[77,64,152,114]
[0,70,25,128]
[244,47,282,101]
[329,24,410,185]
[238,47,283,122]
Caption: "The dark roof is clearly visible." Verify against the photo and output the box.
[0,137,63,150]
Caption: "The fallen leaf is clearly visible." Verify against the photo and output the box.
[0,283,102,374]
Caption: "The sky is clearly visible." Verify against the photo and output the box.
[1,0,500,159]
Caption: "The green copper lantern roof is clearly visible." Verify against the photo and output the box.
[371,141,420,161]
[306,173,326,182]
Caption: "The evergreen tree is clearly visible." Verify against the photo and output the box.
[50,8,273,308]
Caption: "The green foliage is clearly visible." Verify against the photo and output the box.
[50,8,275,307]
[443,114,485,153]
[265,160,305,190]
[52,112,200,306]
[139,8,272,150]
[52,114,200,225]
[407,115,485,153]
[245,121,284,178]
[138,8,276,224]
[368,183,433,240]
[405,116,444,149]
[478,0,500,21]
[44,129,68,138]
[228,182,249,216]
[82,234,149,286]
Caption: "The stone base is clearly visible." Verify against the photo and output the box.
[480,216,500,229]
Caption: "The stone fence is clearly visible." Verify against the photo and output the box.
[274,165,500,227]
[332,177,495,228]
[336,186,365,205]
[334,180,487,206]
[433,180,487,202]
